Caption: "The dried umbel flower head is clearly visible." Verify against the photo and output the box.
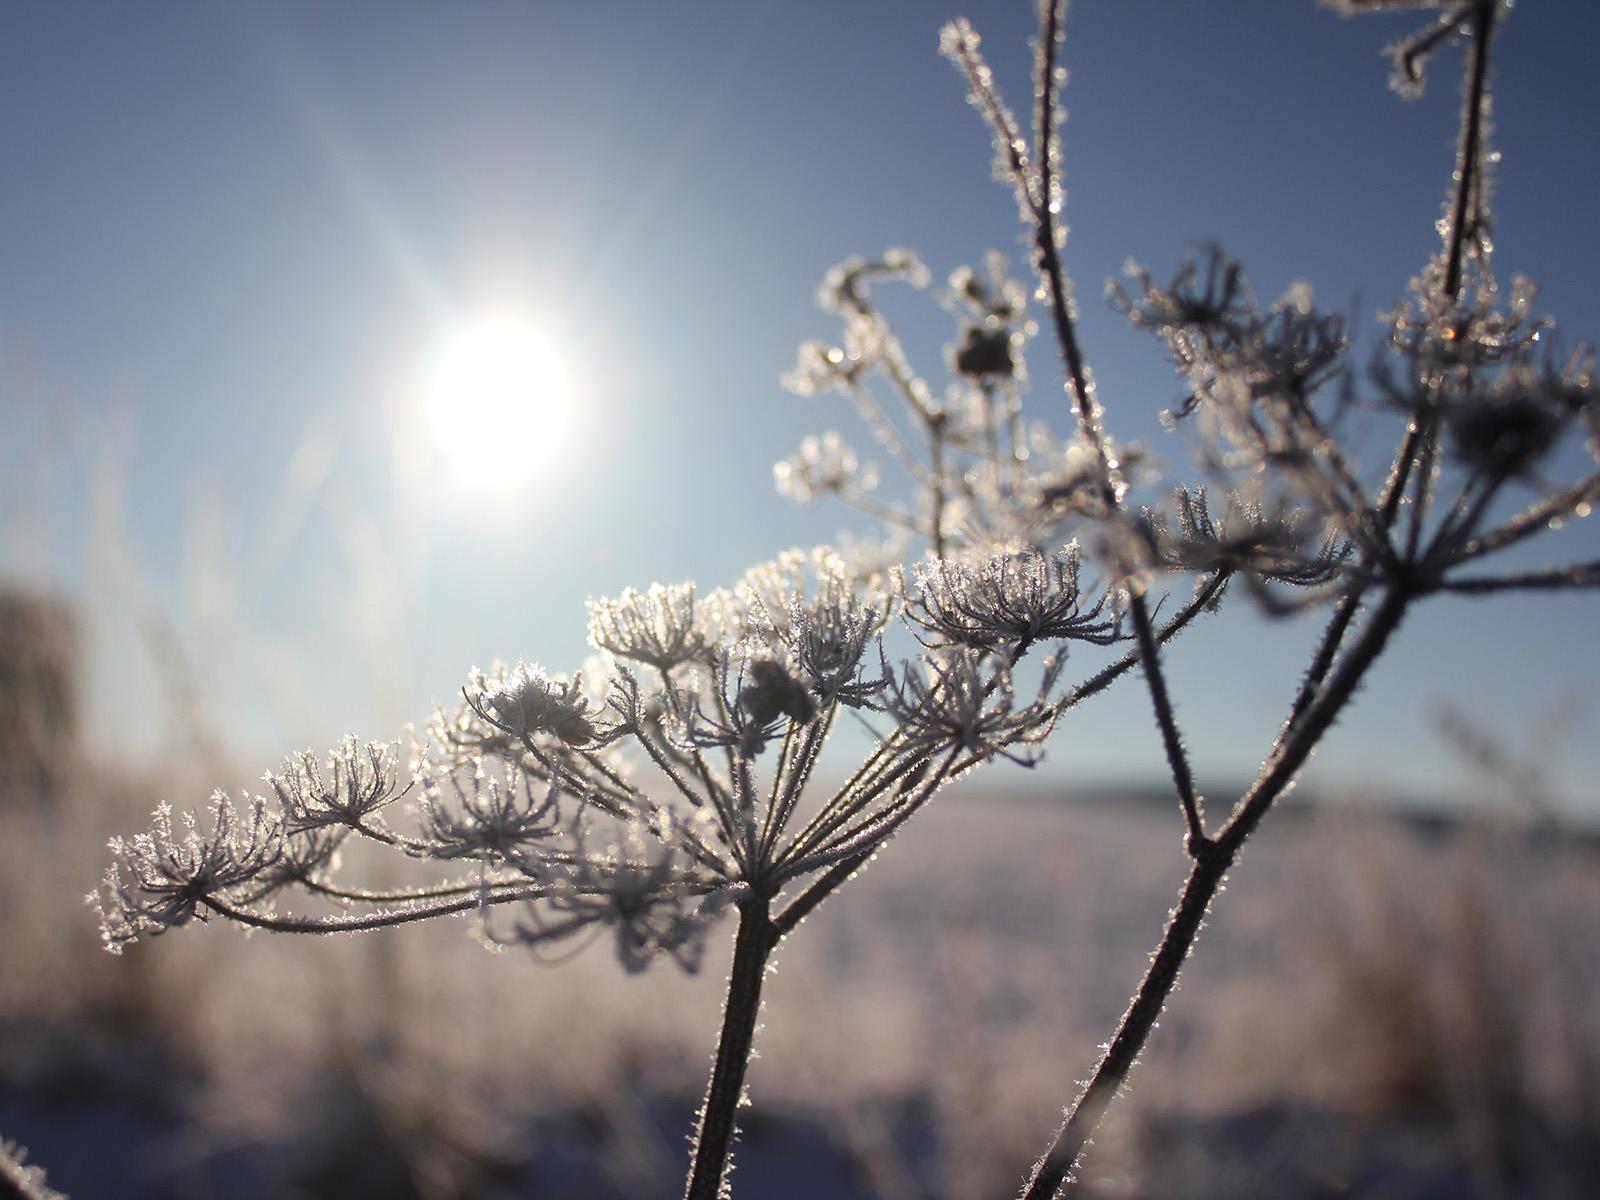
[817,248,930,317]
[1440,354,1597,483]
[738,659,817,727]
[1115,250,1349,436]
[1111,243,1251,347]
[732,546,891,708]
[92,792,282,952]
[500,823,736,975]
[907,543,1121,654]
[791,601,886,709]
[587,582,715,676]
[1448,392,1565,481]
[418,759,566,863]
[782,338,869,397]
[474,661,599,747]
[252,823,344,893]
[946,253,1031,381]
[953,324,1017,380]
[944,251,1028,326]
[267,736,408,834]
[1146,485,1351,601]
[772,431,880,505]
[881,646,1062,766]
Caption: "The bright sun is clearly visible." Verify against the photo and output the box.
[422,314,573,492]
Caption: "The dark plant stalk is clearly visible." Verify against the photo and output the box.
[202,888,543,933]
[1021,587,1411,1199]
[1029,0,1204,854]
[1023,848,1223,1200]
[1057,571,1229,713]
[1013,6,1508,1191]
[1442,561,1600,593]
[685,896,778,1200]
[1129,589,1207,849]
[1443,0,1496,303]
[1271,585,1363,753]
[930,414,949,559]
[1033,8,1101,485]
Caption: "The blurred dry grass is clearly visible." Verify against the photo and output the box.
[0,589,79,801]
[2,585,1599,1198]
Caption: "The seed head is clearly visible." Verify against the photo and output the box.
[478,662,599,747]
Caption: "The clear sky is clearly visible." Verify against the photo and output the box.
[2,0,1597,813]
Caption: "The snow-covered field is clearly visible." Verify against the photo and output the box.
[4,774,1598,1198]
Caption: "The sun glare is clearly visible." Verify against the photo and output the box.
[422,314,573,492]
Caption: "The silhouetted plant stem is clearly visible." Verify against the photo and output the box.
[1271,585,1362,754]
[1022,10,1515,1192]
[1129,589,1208,851]
[686,896,777,1200]
[1394,0,1494,555]
[1021,849,1224,1200]
[1441,560,1600,594]
[1058,571,1229,714]
[1444,0,1496,303]
[1022,587,1411,1199]
[1033,3,1100,483]
[202,889,539,934]
[1032,0,1204,859]
[1296,0,1497,743]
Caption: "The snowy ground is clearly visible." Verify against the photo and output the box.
[4,777,1598,1198]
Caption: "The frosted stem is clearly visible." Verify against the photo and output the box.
[1021,588,1411,1198]
[685,896,778,1200]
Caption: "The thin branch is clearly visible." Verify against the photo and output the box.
[1023,587,1411,1199]
[200,886,544,935]
[1445,469,1600,564]
[1129,590,1208,851]
[1270,584,1364,754]
[1055,571,1229,715]
[1033,7,1112,499]
[1443,0,1496,301]
[1029,0,1207,856]
[773,751,956,937]
[685,897,778,1200]
[1439,560,1600,594]
[847,379,935,488]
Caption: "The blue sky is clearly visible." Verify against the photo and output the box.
[2,0,1597,812]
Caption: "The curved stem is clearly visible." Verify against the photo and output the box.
[200,886,541,934]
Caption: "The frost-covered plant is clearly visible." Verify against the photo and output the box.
[90,1,1600,1197]
[0,1140,65,1200]
[92,547,1101,1199]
